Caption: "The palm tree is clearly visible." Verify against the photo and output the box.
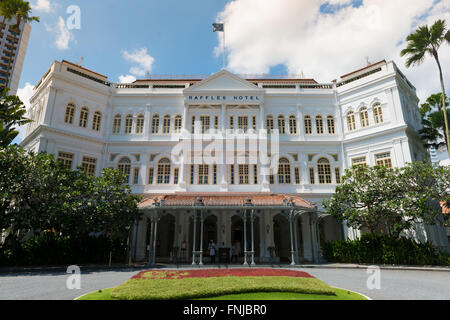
[419,93,450,149]
[0,0,39,93]
[400,19,450,159]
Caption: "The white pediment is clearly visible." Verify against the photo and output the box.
[184,69,263,93]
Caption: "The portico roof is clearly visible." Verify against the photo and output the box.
[138,193,316,210]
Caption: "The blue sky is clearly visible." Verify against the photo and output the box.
[21,0,235,86]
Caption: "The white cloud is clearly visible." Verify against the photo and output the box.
[32,0,52,13]
[216,0,450,102]
[45,16,74,50]
[121,48,155,77]
[118,75,137,83]
[13,83,35,145]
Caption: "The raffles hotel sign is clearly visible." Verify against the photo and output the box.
[185,95,264,103]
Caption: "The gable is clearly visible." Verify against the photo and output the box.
[184,70,263,93]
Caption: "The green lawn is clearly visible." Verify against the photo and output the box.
[197,288,367,300]
[78,287,367,300]
[77,275,368,300]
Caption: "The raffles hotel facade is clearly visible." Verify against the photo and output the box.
[21,59,449,264]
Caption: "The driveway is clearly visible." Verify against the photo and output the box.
[0,266,448,300]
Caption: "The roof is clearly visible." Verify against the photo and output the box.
[138,193,315,209]
[61,60,108,79]
[340,60,386,79]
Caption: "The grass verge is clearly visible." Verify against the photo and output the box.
[109,276,335,300]
[77,287,367,300]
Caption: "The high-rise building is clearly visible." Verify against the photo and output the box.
[0,16,31,95]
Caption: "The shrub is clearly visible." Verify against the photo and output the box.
[0,233,128,266]
[322,234,448,266]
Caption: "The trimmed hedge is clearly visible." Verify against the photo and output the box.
[0,233,128,266]
[322,234,450,266]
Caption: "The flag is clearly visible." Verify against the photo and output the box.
[212,23,224,32]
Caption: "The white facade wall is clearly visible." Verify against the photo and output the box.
[20,59,449,252]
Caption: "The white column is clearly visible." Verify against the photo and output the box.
[297,104,304,141]
[259,103,265,130]
[145,104,152,141]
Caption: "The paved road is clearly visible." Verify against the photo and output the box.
[0,267,449,300]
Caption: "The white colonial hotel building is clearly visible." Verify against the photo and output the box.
[21,59,449,264]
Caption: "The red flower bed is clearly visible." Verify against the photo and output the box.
[132,268,314,280]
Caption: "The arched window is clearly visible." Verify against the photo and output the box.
[317,158,332,184]
[327,115,335,134]
[157,158,171,184]
[360,107,369,128]
[136,114,144,134]
[278,157,291,184]
[92,111,102,131]
[278,115,286,134]
[304,115,312,134]
[125,114,133,134]
[266,115,274,133]
[347,111,356,131]
[79,107,89,128]
[117,157,131,184]
[174,115,182,132]
[112,114,121,134]
[163,115,171,134]
[151,115,160,134]
[64,103,75,124]
[289,115,297,135]
[315,115,324,134]
[373,103,383,124]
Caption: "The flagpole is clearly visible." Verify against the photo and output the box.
[222,23,226,70]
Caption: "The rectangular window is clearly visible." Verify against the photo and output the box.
[252,116,257,131]
[190,165,195,184]
[335,167,341,184]
[238,116,248,132]
[57,152,73,170]
[148,167,154,184]
[200,116,210,134]
[191,116,196,134]
[230,165,235,184]
[239,164,249,184]
[309,167,315,184]
[133,167,140,185]
[351,156,367,167]
[213,164,217,185]
[269,174,274,184]
[81,156,96,176]
[375,152,392,168]
[173,168,179,184]
[295,167,300,184]
[198,164,209,184]
[229,116,234,130]
[214,116,219,131]
[253,165,258,184]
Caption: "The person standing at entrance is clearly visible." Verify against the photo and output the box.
[231,242,237,263]
[208,240,217,263]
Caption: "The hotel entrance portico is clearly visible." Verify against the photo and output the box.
[132,193,344,265]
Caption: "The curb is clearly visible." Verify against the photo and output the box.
[1,263,449,274]
[332,286,372,300]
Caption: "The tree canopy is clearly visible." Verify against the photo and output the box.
[323,162,449,238]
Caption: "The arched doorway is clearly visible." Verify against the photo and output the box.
[156,214,175,260]
[188,213,218,262]
[273,214,290,262]
[203,215,218,252]
[230,214,260,263]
